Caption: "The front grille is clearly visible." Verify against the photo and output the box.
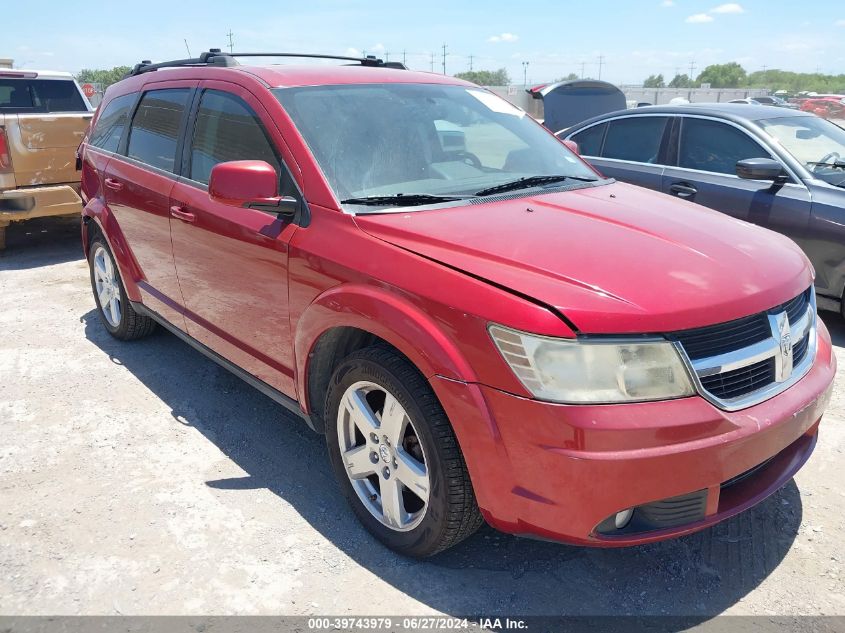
[671,287,814,409]
[699,357,776,400]
[782,288,811,324]
[793,331,810,365]
[671,313,771,361]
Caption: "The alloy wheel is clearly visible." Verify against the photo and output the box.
[93,245,122,328]
[337,380,430,531]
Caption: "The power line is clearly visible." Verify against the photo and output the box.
[184,39,192,57]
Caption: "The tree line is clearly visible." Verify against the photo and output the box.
[643,63,845,93]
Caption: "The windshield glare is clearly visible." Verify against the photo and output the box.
[273,83,600,208]
[759,116,845,186]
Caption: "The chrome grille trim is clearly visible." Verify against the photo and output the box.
[674,288,817,412]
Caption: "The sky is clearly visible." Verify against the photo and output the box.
[4,0,845,85]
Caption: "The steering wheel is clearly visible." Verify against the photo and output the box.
[454,151,483,169]
[817,151,841,166]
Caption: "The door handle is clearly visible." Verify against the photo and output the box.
[104,177,124,191]
[169,205,196,223]
[669,182,697,199]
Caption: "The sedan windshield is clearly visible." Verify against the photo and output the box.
[759,116,845,186]
[273,83,602,209]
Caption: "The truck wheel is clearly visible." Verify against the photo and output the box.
[88,238,156,340]
[325,346,483,557]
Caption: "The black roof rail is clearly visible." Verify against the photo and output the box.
[127,49,407,77]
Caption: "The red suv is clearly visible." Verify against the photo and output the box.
[79,51,836,557]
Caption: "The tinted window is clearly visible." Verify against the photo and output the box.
[90,93,135,152]
[127,89,190,172]
[570,123,606,156]
[0,78,88,113]
[679,118,771,175]
[602,117,668,163]
[190,90,280,185]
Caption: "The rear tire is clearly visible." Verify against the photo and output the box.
[88,238,156,341]
[325,346,483,557]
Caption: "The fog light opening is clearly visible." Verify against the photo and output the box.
[614,508,634,529]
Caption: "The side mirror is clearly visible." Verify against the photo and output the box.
[562,139,580,155]
[735,158,786,182]
[209,160,297,217]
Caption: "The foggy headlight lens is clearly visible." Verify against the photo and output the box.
[489,325,694,404]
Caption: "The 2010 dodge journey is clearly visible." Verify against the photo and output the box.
[79,50,836,557]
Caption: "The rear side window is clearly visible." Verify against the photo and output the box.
[601,116,669,163]
[0,78,88,113]
[570,123,606,157]
[679,118,770,175]
[89,93,136,153]
[189,90,280,185]
[127,89,190,173]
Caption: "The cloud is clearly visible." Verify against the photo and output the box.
[836,19,845,27]
[661,0,674,6]
[711,3,745,13]
[488,33,519,43]
[686,13,714,23]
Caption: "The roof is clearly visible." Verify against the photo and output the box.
[571,102,814,130]
[237,64,470,88]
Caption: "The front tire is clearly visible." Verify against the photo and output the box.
[325,346,483,557]
[88,238,156,340]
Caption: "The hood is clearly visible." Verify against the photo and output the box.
[354,182,813,334]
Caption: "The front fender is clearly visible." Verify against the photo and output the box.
[294,282,478,412]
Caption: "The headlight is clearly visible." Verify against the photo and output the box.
[489,325,695,404]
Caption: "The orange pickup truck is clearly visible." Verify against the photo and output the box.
[0,69,93,249]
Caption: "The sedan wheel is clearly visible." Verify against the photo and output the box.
[93,245,122,327]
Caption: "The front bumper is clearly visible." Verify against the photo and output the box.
[0,183,83,224]
[434,319,836,546]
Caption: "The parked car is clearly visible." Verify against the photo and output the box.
[79,51,835,557]
[0,69,93,249]
[799,97,845,119]
[748,96,798,109]
[561,103,845,318]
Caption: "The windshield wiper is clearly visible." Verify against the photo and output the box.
[475,174,599,197]
[340,193,471,206]
[807,161,845,169]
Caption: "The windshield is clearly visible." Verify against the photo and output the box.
[273,83,601,209]
[759,116,845,186]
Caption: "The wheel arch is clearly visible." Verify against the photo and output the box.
[295,283,479,433]
[82,199,143,302]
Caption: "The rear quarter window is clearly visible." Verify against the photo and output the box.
[89,93,136,153]
[0,78,88,113]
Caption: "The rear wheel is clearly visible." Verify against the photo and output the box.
[325,346,483,557]
[88,238,156,340]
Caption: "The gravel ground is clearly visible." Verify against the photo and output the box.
[0,216,843,618]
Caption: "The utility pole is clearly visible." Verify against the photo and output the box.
[385,51,390,62]
[522,61,529,87]
[468,55,474,71]
[441,43,447,75]
[184,39,192,57]
[430,52,435,72]
[597,55,604,81]
[402,50,407,66]
[580,61,586,79]
[688,60,696,81]
[226,29,234,54]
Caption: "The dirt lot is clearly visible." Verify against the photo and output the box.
[0,217,843,618]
